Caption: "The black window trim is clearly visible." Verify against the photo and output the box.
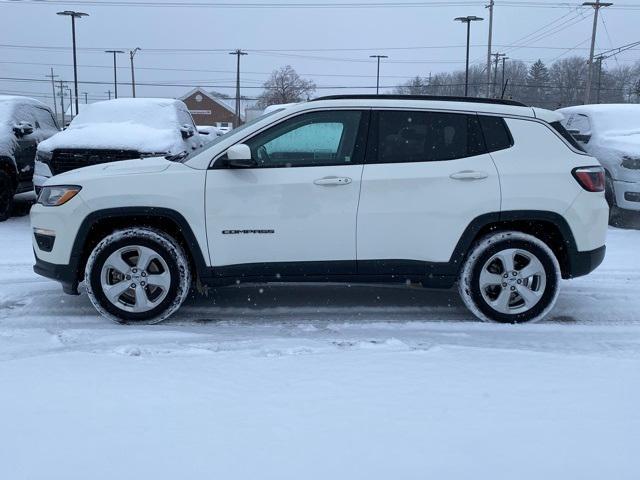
[478,114,514,153]
[211,108,372,169]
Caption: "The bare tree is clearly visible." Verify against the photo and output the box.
[257,65,316,108]
[394,76,430,95]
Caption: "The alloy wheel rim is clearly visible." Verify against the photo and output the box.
[100,245,171,313]
[479,248,546,315]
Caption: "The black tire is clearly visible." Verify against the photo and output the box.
[0,170,16,222]
[458,231,561,323]
[84,228,192,324]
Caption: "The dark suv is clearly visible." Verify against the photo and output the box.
[0,95,59,220]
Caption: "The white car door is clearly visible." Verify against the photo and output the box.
[357,110,502,275]
[205,109,368,275]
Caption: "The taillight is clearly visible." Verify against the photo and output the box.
[572,166,605,192]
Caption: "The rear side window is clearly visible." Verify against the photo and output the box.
[373,110,486,164]
[550,121,586,153]
[478,115,513,153]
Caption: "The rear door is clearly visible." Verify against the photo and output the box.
[13,104,38,185]
[205,109,369,275]
[357,109,501,273]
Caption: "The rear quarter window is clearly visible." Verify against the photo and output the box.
[478,115,513,153]
[550,121,586,153]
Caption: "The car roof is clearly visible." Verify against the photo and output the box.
[281,95,546,120]
[0,95,50,109]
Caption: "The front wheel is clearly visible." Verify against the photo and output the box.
[85,228,192,324]
[458,231,561,323]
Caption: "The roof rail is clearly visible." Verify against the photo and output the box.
[310,94,527,107]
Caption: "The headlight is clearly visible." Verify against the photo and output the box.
[37,185,82,206]
[621,156,640,170]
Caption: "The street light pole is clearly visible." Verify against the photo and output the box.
[129,47,141,98]
[369,55,388,94]
[583,0,613,104]
[455,15,484,97]
[46,68,59,120]
[485,0,494,98]
[229,49,248,128]
[56,11,88,117]
[105,50,125,99]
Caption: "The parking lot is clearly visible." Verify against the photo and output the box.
[2,197,640,479]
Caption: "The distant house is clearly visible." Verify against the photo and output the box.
[179,87,237,131]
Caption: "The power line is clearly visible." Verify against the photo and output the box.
[3,0,639,9]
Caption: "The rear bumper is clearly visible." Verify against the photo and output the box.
[566,245,606,279]
[33,255,80,295]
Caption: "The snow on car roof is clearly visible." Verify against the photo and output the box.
[38,98,192,154]
[558,104,640,135]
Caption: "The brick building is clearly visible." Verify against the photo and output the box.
[179,87,237,131]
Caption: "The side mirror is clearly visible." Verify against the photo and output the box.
[180,124,195,139]
[221,144,257,168]
[13,121,34,137]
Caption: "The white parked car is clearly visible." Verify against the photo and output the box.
[33,98,203,194]
[558,104,640,225]
[196,125,224,140]
[31,95,608,324]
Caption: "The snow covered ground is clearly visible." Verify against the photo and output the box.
[1,200,639,479]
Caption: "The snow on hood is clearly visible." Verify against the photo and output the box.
[45,156,171,185]
[38,98,189,154]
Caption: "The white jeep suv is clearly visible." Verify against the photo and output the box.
[31,95,609,324]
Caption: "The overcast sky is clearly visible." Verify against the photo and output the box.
[1,0,638,108]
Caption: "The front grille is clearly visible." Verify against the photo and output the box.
[50,149,140,175]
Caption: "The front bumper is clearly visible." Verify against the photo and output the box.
[613,179,640,211]
[33,255,80,295]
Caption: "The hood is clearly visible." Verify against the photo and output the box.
[44,156,171,185]
[595,132,640,158]
[38,123,185,155]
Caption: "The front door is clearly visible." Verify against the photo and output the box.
[205,109,369,276]
[357,109,501,274]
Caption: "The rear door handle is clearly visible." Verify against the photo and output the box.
[314,176,352,186]
[450,170,489,180]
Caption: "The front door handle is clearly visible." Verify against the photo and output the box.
[450,170,489,180]
[314,176,352,186]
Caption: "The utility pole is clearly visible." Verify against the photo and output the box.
[130,47,141,98]
[369,55,388,94]
[56,11,88,119]
[105,50,125,99]
[57,80,66,127]
[106,90,112,100]
[595,56,603,103]
[66,87,73,117]
[485,0,495,98]
[455,15,484,96]
[491,52,506,97]
[46,68,59,119]
[583,0,613,104]
[82,92,88,104]
[501,56,509,95]
[229,49,248,128]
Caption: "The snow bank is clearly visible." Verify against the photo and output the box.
[38,98,193,155]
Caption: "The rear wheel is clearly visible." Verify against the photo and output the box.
[458,231,561,323]
[85,228,192,324]
[0,170,16,222]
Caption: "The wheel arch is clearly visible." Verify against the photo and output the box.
[451,211,579,280]
[0,156,18,187]
[71,207,209,293]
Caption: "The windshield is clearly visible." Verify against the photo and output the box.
[176,108,285,162]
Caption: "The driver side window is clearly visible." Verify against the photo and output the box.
[244,110,364,168]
